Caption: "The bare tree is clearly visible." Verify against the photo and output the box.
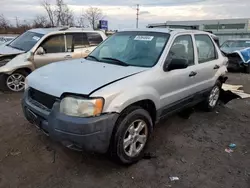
[32,15,49,28]
[77,16,85,28]
[42,0,55,27]
[84,7,103,29]
[54,0,74,26]
[0,14,10,30]
[41,0,74,27]
[15,17,20,28]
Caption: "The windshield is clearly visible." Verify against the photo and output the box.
[87,31,170,67]
[8,31,44,52]
[221,40,250,48]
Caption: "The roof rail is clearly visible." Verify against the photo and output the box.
[59,26,70,31]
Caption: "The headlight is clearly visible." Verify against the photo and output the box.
[60,96,104,117]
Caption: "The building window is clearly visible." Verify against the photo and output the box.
[204,23,246,30]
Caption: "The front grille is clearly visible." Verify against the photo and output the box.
[29,88,57,110]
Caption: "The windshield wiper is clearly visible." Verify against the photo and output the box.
[86,55,100,62]
[102,57,129,66]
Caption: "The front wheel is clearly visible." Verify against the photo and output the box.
[202,81,221,111]
[4,70,28,92]
[110,106,153,165]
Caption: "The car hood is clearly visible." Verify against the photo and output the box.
[27,59,148,97]
[0,45,25,56]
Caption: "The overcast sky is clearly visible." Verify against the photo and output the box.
[1,0,250,29]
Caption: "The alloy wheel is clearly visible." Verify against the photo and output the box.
[6,73,25,92]
[209,86,220,107]
[123,119,148,157]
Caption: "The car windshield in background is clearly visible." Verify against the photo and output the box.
[87,31,170,67]
[8,31,44,52]
[221,40,250,48]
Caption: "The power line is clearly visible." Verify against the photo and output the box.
[136,4,139,28]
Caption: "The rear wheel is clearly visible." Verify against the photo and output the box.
[202,81,221,111]
[5,70,28,92]
[110,106,153,165]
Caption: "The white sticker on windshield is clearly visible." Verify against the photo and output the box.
[32,36,40,41]
[134,36,154,41]
[246,41,250,43]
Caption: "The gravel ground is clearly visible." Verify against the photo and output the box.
[0,72,250,188]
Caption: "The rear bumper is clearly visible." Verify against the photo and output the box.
[22,90,119,153]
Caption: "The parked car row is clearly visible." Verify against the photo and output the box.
[21,28,228,164]
[0,27,107,92]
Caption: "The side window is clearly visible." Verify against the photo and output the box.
[65,33,89,51]
[41,35,65,53]
[87,33,103,46]
[74,33,89,49]
[167,35,194,66]
[195,34,217,63]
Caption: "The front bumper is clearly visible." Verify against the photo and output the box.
[22,90,119,153]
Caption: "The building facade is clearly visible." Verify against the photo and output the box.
[147,18,250,44]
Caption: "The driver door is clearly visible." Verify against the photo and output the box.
[158,34,197,117]
[33,34,71,68]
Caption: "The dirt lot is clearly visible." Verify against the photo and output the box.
[0,73,250,188]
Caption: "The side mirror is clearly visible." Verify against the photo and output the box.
[166,58,189,71]
[36,47,45,55]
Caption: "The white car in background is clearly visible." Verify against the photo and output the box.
[0,27,107,92]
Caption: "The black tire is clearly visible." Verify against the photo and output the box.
[4,70,28,92]
[110,106,153,165]
[202,80,222,111]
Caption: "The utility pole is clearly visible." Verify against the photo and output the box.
[136,4,139,28]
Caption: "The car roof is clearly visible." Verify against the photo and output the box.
[28,27,102,35]
[119,28,213,35]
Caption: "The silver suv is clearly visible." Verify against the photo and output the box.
[0,27,107,92]
[22,28,228,164]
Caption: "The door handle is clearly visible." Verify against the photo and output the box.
[85,50,90,53]
[189,71,197,77]
[214,65,220,69]
[64,55,72,59]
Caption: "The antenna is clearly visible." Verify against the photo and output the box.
[136,4,139,28]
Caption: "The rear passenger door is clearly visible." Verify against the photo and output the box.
[192,34,220,92]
